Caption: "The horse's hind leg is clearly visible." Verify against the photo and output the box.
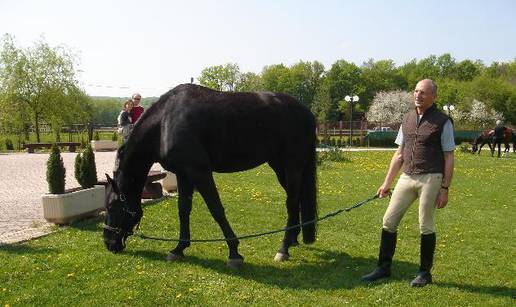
[269,160,301,245]
[272,162,303,262]
[188,170,243,268]
[167,173,194,261]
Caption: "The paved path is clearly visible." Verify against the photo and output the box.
[0,151,163,245]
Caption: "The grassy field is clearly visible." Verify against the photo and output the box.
[1,151,514,306]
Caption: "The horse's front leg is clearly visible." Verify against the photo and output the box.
[189,170,244,269]
[166,173,194,261]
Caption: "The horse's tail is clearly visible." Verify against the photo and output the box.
[300,140,318,244]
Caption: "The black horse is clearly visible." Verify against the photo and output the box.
[103,84,318,268]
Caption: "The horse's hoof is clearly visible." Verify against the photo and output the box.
[165,253,184,262]
[227,258,244,269]
[274,252,290,262]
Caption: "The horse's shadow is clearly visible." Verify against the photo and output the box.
[128,246,515,298]
[128,246,414,290]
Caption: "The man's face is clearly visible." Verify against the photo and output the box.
[133,96,141,106]
[413,80,436,112]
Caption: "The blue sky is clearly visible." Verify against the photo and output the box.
[1,0,515,97]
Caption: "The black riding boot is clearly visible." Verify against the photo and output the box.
[362,229,397,282]
[410,233,436,287]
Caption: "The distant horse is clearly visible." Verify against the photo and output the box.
[494,127,516,155]
[472,128,515,155]
[103,84,318,268]
[471,130,493,154]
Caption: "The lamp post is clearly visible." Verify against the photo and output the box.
[443,103,455,117]
[344,95,359,147]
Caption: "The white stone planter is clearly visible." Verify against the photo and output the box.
[162,171,177,192]
[90,140,118,152]
[42,185,105,224]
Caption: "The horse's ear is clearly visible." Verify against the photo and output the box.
[106,173,113,184]
[105,174,120,194]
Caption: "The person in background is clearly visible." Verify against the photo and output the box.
[361,79,455,287]
[492,120,505,158]
[130,93,145,123]
[117,99,133,142]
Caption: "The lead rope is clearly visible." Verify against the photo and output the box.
[134,193,385,243]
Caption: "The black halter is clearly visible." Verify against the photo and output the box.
[103,193,139,238]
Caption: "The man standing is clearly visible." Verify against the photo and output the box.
[130,93,145,123]
[492,120,505,158]
[362,79,455,287]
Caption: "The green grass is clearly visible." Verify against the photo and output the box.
[1,151,515,306]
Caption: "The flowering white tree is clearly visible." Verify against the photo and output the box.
[366,90,413,125]
[468,99,504,129]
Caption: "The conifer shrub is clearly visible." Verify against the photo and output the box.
[46,144,66,194]
[74,145,97,189]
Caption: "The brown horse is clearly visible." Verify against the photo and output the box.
[494,127,516,155]
[471,130,493,154]
[472,128,515,155]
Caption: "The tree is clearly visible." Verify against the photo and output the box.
[91,97,124,125]
[260,64,293,94]
[311,78,332,122]
[0,34,87,142]
[198,63,240,91]
[46,144,66,194]
[235,72,263,92]
[468,99,503,129]
[454,59,482,81]
[366,90,413,126]
[324,60,364,122]
[361,59,407,109]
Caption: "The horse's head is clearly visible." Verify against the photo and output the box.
[103,174,142,253]
[471,141,478,153]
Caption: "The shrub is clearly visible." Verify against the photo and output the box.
[458,142,471,153]
[74,145,97,189]
[80,137,88,149]
[46,144,66,194]
[93,131,100,141]
[5,139,13,150]
[111,131,118,141]
[317,147,350,165]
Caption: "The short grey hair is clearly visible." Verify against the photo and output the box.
[429,80,437,96]
[416,79,437,96]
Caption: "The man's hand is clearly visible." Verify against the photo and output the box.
[377,184,391,198]
[435,188,449,209]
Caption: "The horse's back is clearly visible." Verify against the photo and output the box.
[156,84,315,172]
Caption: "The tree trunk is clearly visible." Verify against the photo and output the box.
[23,123,30,141]
[87,122,93,141]
[35,115,41,143]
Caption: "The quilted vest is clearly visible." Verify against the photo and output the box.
[402,104,449,174]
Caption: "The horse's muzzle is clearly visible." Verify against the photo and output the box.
[104,237,126,253]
